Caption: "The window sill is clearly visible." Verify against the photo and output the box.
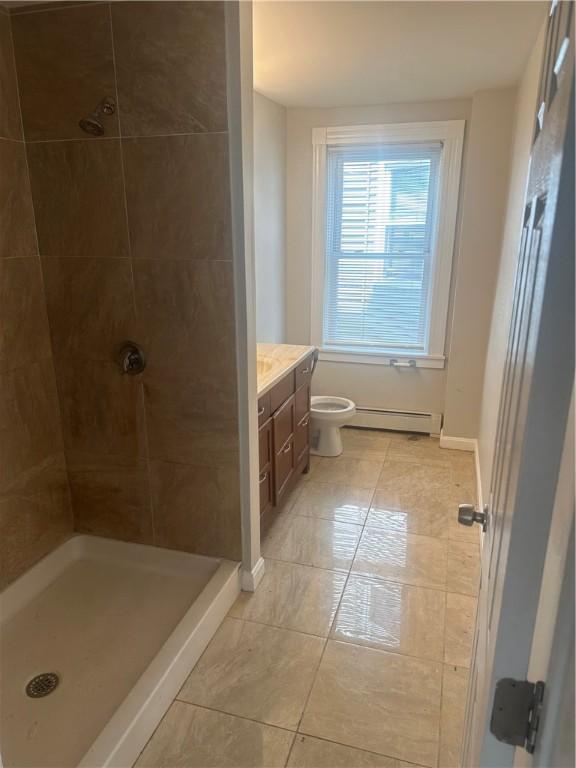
[317,348,446,369]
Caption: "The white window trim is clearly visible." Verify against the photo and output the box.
[310,120,465,369]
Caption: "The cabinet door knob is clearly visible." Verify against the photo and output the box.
[258,406,265,417]
[259,471,268,483]
[301,367,309,374]
[282,442,292,454]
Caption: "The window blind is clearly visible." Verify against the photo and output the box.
[323,142,442,354]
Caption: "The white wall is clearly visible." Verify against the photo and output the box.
[285,97,516,426]
[253,91,286,342]
[477,28,545,499]
[443,89,517,438]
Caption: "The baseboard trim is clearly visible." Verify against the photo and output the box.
[241,556,265,592]
[439,431,476,452]
[474,439,485,554]
[350,408,442,435]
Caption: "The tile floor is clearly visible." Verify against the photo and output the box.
[135,429,480,768]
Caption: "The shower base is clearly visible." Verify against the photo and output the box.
[0,535,240,768]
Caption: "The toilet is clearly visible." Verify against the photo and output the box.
[310,396,356,457]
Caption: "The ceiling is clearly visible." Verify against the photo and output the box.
[253,1,547,108]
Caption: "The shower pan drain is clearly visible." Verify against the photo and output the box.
[25,672,60,698]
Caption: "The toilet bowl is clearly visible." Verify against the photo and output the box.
[310,396,356,457]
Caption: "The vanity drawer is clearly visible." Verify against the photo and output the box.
[272,394,295,451]
[295,354,314,390]
[257,393,271,426]
[274,437,295,503]
[258,418,273,472]
[269,371,295,413]
[294,412,310,465]
[295,381,310,422]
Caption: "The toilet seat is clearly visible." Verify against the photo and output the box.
[310,396,355,417]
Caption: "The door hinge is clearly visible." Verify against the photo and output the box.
[490,679,545,754]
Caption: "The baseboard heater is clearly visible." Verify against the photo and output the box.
[349,407,442,436]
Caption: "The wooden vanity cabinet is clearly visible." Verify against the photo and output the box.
[258,418,273,516]
[257,352,314,514]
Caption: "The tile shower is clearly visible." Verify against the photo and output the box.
[1,0,241,582]
[0,2,244,766]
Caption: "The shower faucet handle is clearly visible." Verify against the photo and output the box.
[100,97,116,115]
[117,341,146,375]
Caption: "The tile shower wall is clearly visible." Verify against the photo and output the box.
[0,5,72,588]
[9,1,242,561]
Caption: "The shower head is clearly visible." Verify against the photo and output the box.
[79,97,116,136]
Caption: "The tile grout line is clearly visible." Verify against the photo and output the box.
[168,698,428,768]
[230,604,473,669]
[225,614,331,642]
[288,731,430,768]
[437,590,449,768]
[34,255,235,262]
[263,551,478,599]
[107,0,156,545]
[9,2,107,17]
[172,698,298,735]
[289,474,380,755]
[23,130,230,144]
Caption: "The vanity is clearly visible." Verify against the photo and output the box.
[256,344,316,517]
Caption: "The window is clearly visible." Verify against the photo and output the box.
[311,121,465,368]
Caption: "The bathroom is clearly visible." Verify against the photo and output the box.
[1,1,573,767]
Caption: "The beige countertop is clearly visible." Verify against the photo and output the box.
[257,343,316,397]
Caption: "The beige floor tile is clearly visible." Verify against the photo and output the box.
[376,459,452,493]
[262,514,362,571]
[229,559,346,636]
[179,618,324,730]
[302,455,326,482]
[287,482,373,525]
[288,734,414,767]
[331,575,446,661]
[135,701,294,767]
[444,593,477,667]
[446,540,480,596]
[447,514,482,543]
[352,527,447,590]
[311,456,384,488]
[449,451,476,483]
[439,665,470,768]
[300,640,442,767]
[282,479,309,509]
[386,435,453,468]
[341,428,391,460]
[367,504,449,541]
[371,461,454,538]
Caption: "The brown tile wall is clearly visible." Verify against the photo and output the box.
[0,5,73,589]
[8,2,242,564]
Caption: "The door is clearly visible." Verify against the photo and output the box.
[516,390,574,768]
[462,2,574,765]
